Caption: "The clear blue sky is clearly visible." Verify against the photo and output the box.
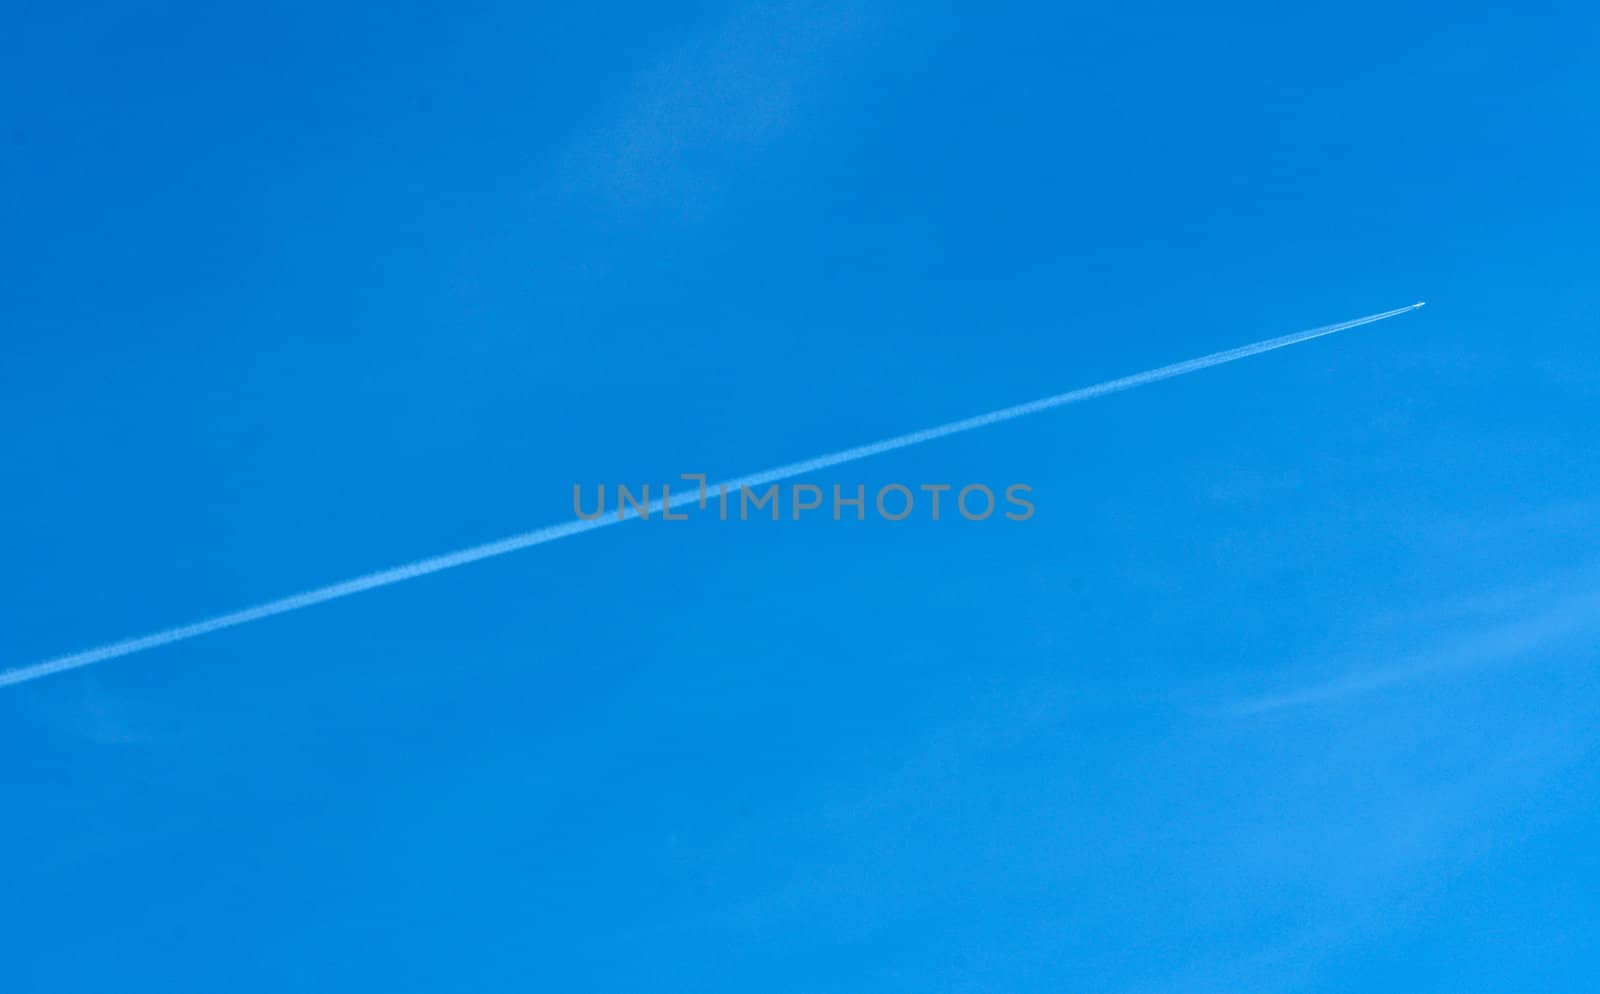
[3,2,1597,990]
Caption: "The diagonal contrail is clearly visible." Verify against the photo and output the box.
[0,302,1425,690]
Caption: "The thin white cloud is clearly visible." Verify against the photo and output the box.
[1228,586,1600,715]
[544,0,876,219]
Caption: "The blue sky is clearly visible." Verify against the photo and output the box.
[2,1,1597,990]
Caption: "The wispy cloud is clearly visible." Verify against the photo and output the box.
[544,0,876,222]
[1227,584,1600,715]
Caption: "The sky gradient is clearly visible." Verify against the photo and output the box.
[3,2,1598,991]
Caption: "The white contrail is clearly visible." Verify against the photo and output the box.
[0,302,1424,690]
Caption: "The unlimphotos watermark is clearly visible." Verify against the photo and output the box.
[574,475,1034,523]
